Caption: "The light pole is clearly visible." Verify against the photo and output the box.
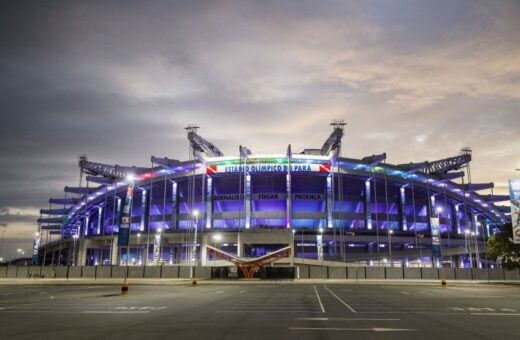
[318,227,324,263]
[156,227,162,265]
[190,210,199,279]
[436,206,443,268]
[418,234,424,267]
[388,229,393,267]
[464,229,472,268]
[137,233,141,265]
[291,229,296,266]
[72,234,78,266]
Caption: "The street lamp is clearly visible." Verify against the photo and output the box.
[388,229,394,267]
[137,232,141,265]
[190,210,199,278]
[156,227,162,265]
[72,234,79,266]
[464,229,472,268]
[417,234,424,267]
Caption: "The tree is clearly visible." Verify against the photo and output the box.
[487,223,520,269]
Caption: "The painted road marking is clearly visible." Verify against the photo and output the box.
[448,307,517,312]
[400,291,410,295]
[313,286,325,313]
[216,291,224,294]
[114,306,166,311]
[83,311,150,314]
[471,313,520,316]
[296,318,400,321]
[289,327,416,332]
[324,286,356,313]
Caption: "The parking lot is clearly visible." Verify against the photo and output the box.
[0,282,519,339]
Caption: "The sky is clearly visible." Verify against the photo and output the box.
[0,0,519,260]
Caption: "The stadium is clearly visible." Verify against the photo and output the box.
[35,122,509,275]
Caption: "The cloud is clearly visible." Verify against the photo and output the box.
[0,0,519,258]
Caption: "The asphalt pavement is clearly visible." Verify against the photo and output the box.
[0,281,519,339]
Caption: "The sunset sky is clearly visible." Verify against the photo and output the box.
[1,0,519,259]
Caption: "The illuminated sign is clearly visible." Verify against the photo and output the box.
[206,163,331,174]
[212,193,324,201]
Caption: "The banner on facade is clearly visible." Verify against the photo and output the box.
[430,217,442,264]
[206,163,331,174]
[509,180,520,244]
[117,185,133,247]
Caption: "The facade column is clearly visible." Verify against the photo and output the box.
[326,174,333,229]
[245,174,251,229]
[111,236,119,265]
[364,179,372,230]
[286,172,292,229]
[206,177,212,229]
[171,181,178,230]
[201,235,208,266]
[399,186,408,231]
[237,232,242,257]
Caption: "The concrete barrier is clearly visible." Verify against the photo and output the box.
[54,266,68,278]
[16,266,29,278]
[195,266,212,279]
[28,266,42,277]
[472,268,489,280]
[41,266,55,278]
[328,266,346,279]
[95,266,111,278]
[403,268,421,279]
[346,267,365,280]
[421,268,439,280]
[309,266,327,279]
[385,267,404,279]
[68,266,82,278]
[504,269,520,280]
[439,268,455,280]
[365,267,385,279]
[0,266,7,278]
[454,268,472,280]
[296,265,310,279]
[144,266,161,278]
[6,266,18,278]
[489,269,505,280]
[127,266,144,278]
[82,266,96,278]
[111,266,128,278]
[163,266,181,278]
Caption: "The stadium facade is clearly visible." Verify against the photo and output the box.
[36,122,509,269]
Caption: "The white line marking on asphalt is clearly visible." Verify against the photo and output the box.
[471,313,520,316]
[216,310,324,313]
[83,311,150,314]
[313,286,325,313]
[288,327,416,332]
[419,291,434,296]
[216,291,224,294]
[296,318,400,321]
[400,291,410,295]
[324,286,356,313]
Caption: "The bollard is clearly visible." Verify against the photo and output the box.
[441,279,447,287]
[192,279,197,286]
[121,281,129,295]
